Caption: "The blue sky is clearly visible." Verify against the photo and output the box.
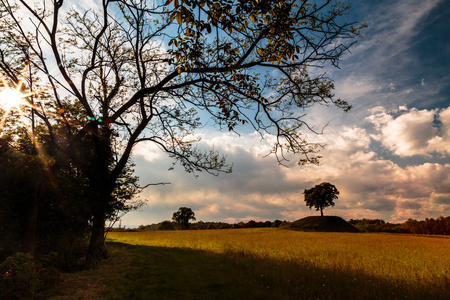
[118,0,450,226]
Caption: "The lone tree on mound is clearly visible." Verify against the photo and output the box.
[304,182,339,216]
[172,207,196,229]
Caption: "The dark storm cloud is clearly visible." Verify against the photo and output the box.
[359,198,397,212]
[398,201,422,210]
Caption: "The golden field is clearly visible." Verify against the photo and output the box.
[105,228,450,299]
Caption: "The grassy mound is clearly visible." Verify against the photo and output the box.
[283,216,360,233]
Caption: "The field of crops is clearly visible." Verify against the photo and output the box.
[100,229,450,299]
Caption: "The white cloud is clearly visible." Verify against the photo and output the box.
[379,108,435,156]
[133,142,164,162]
[204,131,275,156]
[367,106,450,156]
[122,117,450,226]
[336,127,371,150]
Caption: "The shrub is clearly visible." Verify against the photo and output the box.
[157,220,177,231]
[0,252,39,299]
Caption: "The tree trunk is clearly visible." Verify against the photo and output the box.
[86,212,106,264]
[85,127,112,265]
[320,207,323,217]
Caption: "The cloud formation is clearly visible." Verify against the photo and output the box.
[367,106,450,156]
[121,0,450,227]
[125,104,450,226]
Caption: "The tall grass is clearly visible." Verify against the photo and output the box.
[106,229,449,299]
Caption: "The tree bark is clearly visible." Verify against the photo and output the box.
[320,207,323,217]
[86,212,106,264]
[84,127,112,265]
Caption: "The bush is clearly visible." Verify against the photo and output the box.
[0,252,39,299]
[0,251,64,299]
[156,220,177,231]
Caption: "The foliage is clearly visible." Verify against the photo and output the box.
[303,182,339,216]
[0,252,38,299]
[0,134,90,261]
[172,207,196,229]
[349,219,403,233]
[349,217,450,235]
[137,219,286,230]
[402,216,450,235]
[0,139,40,258]
[154,221,176,231]
[272,220,283,228]
[0,125,95,268]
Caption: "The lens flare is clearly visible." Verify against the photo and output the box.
[0,86,28,110]
[0,75,41,131]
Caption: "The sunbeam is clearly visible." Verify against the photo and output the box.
[0,75,52,131]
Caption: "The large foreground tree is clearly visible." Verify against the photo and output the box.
[0,0,364,262]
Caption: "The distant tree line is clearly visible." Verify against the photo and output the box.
[349,216,450,235]
[402,217,450,235]
[119,217,450,235]
[132,219,286,231]
[128,207,286,231]
[349,219,403,233]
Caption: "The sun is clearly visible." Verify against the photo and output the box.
[0,76,37,130]
[0,86,28,111]
[0,72,55,132]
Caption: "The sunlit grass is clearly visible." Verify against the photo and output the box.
[107,228,450,299]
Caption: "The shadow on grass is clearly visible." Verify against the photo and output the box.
[102,242,278,300]
[53,241,450,300]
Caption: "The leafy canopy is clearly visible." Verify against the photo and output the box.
[304,182,339,216]
[172,207,196,229]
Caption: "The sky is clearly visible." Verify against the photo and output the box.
[119,0,450,226]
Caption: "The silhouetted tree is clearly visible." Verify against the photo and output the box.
[402,217,450,235]
[172,207,196,229]
[272,220,283,228]
[304,182,339,216]
[0,132,93,263]
[349,219,403,233]
[157,220,177,231]
[0,0,364,262]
